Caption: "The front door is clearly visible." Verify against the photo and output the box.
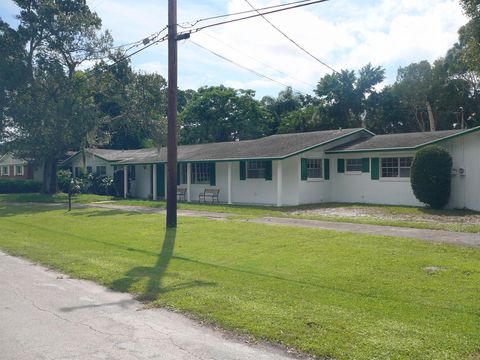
[156,163,165,198]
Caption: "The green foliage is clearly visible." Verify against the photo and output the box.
[89,174,114,196]
[0,179,42,193]
[315,63,385,129]
[1,0,113,193]
[1,205,480,359]
[57,169,73,193]
[411,145,453,209]
[180,86,273,144]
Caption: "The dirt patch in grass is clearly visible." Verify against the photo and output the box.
[290,206,480,226]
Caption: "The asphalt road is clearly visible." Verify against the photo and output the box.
[0,252,300,360]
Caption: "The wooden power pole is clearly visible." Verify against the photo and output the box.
[167,0,178,228]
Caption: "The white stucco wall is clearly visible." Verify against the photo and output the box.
[121,130,480,210]
[328,152,423,207]
[67,152,114,177]
[130,165,152,199]
[444,133,480,211]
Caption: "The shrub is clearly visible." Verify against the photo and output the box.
[90,174,114,196]
[57,169,73,193]
[411,145,452,209]
[0,179,42,193]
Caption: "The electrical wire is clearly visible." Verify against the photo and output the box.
[189,40,309,95]
[243,0,338,74]
[179,0,329,34]
[201,31,316,88]
[178,0,314,29]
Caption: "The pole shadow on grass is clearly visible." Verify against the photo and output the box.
[104,228,215,305]
[60,228,215,313]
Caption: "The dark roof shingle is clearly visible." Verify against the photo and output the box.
[114,128,366,164]
[326,129,464,153]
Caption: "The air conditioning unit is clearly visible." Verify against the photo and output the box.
[458,167,466,176]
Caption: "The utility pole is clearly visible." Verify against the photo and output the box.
[166,0,178,228]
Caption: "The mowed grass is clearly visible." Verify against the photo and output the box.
[1,193,480,233]
[0,204,479,359]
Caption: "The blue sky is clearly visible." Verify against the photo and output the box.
[0,0,467,98]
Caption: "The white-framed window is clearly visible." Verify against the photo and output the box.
[191,162,210,184]
[1,165,9,176]
[247,160,266,179]
[96,166,107,176]
[14,165,24,176]
[346,159,362,172]
[306,159,323,178]
[381,157,413,178]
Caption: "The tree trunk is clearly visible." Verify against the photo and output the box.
[41,158,58,194]
[426,100,436,131]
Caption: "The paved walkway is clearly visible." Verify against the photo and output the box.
[85,203,480,247]
[0,252,300,360]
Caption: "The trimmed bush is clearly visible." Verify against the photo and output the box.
[411,145,452,209]
[57,169,73,193]
[0,179,42,193]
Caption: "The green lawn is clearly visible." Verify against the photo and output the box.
[0,203,479,359]
[1,193,479,233]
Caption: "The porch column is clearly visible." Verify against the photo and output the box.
[123,165,128,199]
[187,163,191,202]
[152,164,157,200]
[276,160,283,207]
[227,162,232,204]
[164,166,168,200]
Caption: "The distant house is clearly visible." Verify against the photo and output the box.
[62,126,480,211]
[0,152,42,181]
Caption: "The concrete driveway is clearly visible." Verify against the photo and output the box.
[0,252,300,360]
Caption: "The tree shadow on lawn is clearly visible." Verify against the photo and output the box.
[67,208,145,218]
[0,203,67,217]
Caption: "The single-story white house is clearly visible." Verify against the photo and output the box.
[62,126,480,211]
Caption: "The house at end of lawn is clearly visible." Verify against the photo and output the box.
[61,126,480,211]
[0,152,43,181]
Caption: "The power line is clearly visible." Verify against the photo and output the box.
[243,0,338,74]
[189,40,309,95]
[201,31,316,88]
[178,0,314,29]
[180,0,329,34]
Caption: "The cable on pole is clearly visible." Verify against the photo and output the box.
[189,40,309,95]
[243,0,338,74]
[178,0,314,28]
[201,31,316,88]
[181,0,329,34]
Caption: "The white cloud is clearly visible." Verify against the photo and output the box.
[1,0,464,96]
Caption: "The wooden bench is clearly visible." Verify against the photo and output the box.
[199,188,220,203]
[177,188,187,201]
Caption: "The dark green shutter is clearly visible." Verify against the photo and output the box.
[337,159,345,173]
[209,162,216,186]
[240,161,246,180]
[300,158,308,181]
[362,158,370,173]
[371,158,379,180]
[177,163,180,185]
[265,160,272,181]
[324,159,330,180]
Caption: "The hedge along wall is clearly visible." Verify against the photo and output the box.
[0,179,42,193]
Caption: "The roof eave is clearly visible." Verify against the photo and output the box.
[326,126,480,154]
